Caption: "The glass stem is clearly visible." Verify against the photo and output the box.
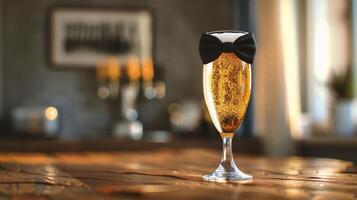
[219,134,237,172]
[223,137,232,160]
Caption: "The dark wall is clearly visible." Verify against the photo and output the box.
[1,0,234,138]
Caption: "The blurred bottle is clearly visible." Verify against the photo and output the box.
[107,57,121,99]
[112,56,143,140]
[153,64,166,99]
[96,57,121,99]
[141,57,156,99]
[96,62,110,100]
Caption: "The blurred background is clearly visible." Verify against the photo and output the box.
[0,0,356,163]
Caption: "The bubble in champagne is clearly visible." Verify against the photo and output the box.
[203,53,251,133]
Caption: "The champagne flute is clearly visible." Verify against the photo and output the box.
[200,30,256,182]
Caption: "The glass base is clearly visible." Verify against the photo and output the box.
[203,136,252,183]
[203,164,252,183]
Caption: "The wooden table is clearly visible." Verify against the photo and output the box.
[0,148,356,200]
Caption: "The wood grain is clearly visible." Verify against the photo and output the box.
[0,148,355,199]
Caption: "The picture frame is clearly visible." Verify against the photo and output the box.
[48,7,153,69]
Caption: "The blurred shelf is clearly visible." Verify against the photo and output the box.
[297,137,357,146]
[295,137,357,163]
[0,136,262,154]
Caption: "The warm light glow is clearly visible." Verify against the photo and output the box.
[279,0,303,139]
[107,57,120,81]
[141,58,154,81]
[307,0,331,127]
[98,86,110,99]
[45,107,58,121]
[155,81,166,99]
[127,56,141,81]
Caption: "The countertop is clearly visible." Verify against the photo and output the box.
[0,147,355,199]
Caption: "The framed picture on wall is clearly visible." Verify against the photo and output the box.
[48,7,153,68]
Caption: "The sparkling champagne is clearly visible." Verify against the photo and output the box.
[200,30,255,182]
[203,52,251,134]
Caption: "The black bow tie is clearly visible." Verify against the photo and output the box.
[199,32,256,64]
